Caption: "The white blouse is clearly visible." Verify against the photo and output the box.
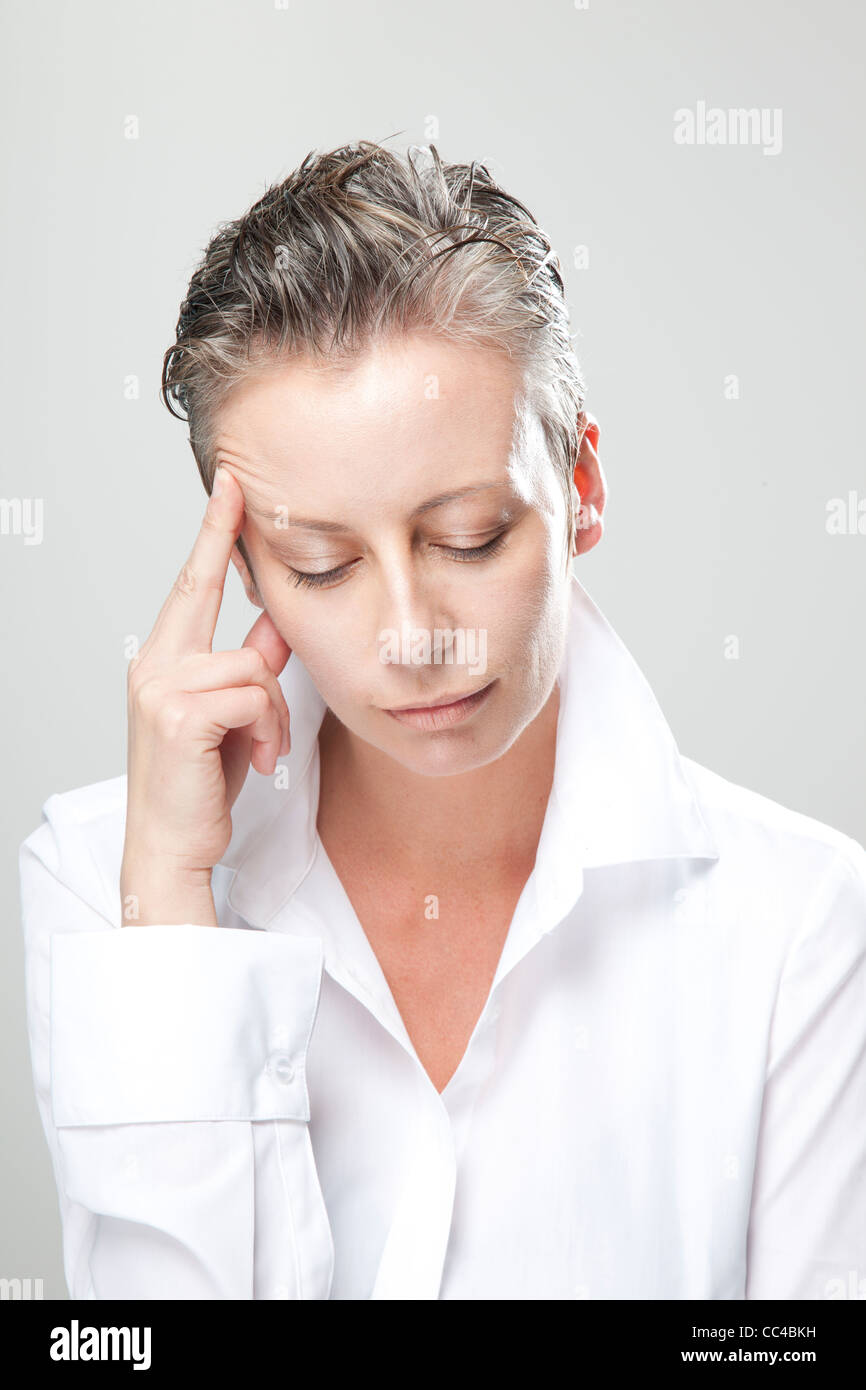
[19,572,866,1299]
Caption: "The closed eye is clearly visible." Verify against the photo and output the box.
[286,530,509,591]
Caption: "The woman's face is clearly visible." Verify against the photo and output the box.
[213,333,575,777]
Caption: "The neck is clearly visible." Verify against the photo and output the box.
[316,682,561,878]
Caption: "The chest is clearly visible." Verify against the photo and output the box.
[319,837,529,1093]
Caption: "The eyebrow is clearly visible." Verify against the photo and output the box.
[247,481,508,533]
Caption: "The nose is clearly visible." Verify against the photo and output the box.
[371,545,458,669]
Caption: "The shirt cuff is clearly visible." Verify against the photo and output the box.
[50,926,324,1127]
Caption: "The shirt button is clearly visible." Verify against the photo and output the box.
[266,1051,296,1085]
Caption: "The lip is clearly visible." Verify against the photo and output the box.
[384,680,496,730]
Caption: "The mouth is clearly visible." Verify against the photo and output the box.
[383,679,496,730]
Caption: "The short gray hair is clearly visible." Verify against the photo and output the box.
[161,138,588,582]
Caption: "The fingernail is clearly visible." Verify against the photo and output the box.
[212,467,225,498]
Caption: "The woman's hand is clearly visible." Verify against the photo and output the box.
[120,467,292,925]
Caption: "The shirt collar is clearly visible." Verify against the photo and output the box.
[224,569,720,931]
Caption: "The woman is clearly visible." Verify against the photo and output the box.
[20,140,866,1300]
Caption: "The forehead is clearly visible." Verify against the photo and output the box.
[211,334,553,519]
[215,337,523,459]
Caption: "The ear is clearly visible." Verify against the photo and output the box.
[230,547,265,608]
[571,411,606,558]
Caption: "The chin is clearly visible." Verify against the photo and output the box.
[369,705,526,778]
[385,738,513,779]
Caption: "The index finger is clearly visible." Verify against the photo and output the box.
[147,466,245,659]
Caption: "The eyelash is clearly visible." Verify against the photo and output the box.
[287,531,509,591]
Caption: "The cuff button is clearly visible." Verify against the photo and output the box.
[266,1051,296,1086]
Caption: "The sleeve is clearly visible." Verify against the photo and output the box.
[18,809,335,1301]
[745,837,866,1299]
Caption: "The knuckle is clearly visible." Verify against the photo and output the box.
[250,685,271,717]
[241,646,268,680]
[130,675,160,718]
[173,563,197,599]
[156,697,189,738]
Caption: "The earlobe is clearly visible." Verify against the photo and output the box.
[571,484,582,556]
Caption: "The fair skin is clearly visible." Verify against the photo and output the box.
[222,335,605,1089]
[121,332,606,1093]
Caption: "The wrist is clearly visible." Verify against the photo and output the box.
[120,855,217,928]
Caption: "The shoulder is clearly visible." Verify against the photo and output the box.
[680,753,864,865]
[679,753,866,953]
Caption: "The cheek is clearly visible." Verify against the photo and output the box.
[497,536,562,631]
[254,571,339,674]
[495,563,569,690]
[271,602,362,698]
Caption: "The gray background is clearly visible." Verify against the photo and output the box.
[2,0,863,1298]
